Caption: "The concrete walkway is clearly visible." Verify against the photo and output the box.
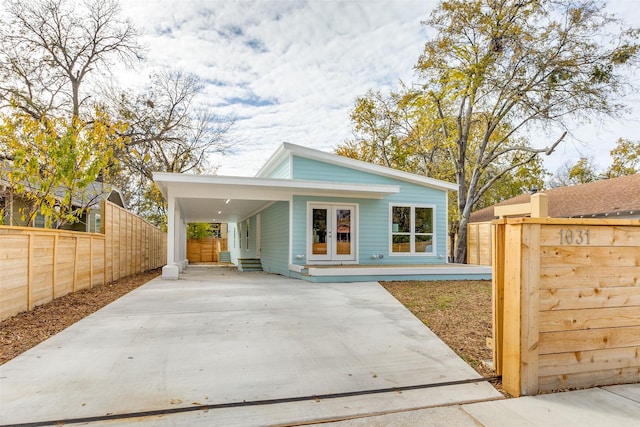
[0,267,501,426]
[310,383,640,426]
[3,267,638,426]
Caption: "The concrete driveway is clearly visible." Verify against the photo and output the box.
[0,267,502,426]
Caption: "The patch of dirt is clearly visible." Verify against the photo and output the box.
[0,269,161,365]
[381,280,504,393]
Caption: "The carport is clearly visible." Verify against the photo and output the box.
[153,172,398,279]
[0,268,502,426]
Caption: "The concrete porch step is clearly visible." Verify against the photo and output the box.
[238,258,263,272]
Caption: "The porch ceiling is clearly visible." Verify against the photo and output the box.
[153,172,400,223]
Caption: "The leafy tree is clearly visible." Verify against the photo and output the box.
[187,223,215,239]
[341,0,638,263]
[549,156,599,187]
[605,138,640,178]
[0,108,126,227]
[104,70,235,221]
[0,0,143,224]
[0,0,141,121]
[418,0,638,262]
[338,88,550,261]
[112,70,234,181]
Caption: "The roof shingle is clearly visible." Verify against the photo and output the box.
[470,174,640,222]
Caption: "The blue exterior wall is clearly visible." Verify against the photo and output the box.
[264,156,291,179]
[289,156,449,267]
[258,202,290,276]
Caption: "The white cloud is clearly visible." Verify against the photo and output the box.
[118,0,640,179]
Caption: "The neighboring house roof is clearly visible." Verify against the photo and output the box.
[470,174,640,222]
[0,159,126,209]
[257,142,459,192]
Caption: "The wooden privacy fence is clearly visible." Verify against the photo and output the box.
[0,200,166,321]
[492,217,640,397]
[467,221,492,265]
[468,193,549,266]
[186,238,228,263]
[102,201,166,282]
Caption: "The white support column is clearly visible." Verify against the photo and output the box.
[175,206,188,271]
[162,194,180,279]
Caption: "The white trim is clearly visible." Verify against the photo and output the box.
[388,203,437,256]
[256,142,458,192]
[307,265,491,277]
[256,213,261,259]
[288,263,305,273]
[154,172,399,199]
[288,196,294,267]
[445,191,450,263]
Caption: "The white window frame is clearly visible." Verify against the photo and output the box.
[388,204,436,256]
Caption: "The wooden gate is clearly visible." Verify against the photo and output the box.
[492,217,640,396]
[187,238,228,263]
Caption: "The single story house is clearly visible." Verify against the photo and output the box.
[470,173,640,222]
[154,142,490,282]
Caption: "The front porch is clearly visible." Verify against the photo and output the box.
[288,263,492,283]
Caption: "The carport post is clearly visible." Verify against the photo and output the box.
[162,194,181,279]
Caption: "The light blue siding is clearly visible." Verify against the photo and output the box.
[266,156,291,179]
[290,156,449,265]
[258,202,290,275]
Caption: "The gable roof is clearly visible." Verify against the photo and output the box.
[257,142,458,192]
[470,174,640,222]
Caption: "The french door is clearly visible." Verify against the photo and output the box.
[308,204,356,262]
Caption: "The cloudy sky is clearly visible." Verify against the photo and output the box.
[119,0,639,178]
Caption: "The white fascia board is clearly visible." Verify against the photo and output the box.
[152,172,399,200]
[278,142,459,192]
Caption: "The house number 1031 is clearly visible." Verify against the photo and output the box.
[558,228,590,245]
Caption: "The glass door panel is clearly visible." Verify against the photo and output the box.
[308,204,356,262]
[335,208,351,256]
[312,208,328,255]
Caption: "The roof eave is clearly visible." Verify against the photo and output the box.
[268,142,458,192]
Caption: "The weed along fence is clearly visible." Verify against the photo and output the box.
[0,201,166,321]
[492,217,640,397]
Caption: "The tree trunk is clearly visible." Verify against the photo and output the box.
[454,216,468,264]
